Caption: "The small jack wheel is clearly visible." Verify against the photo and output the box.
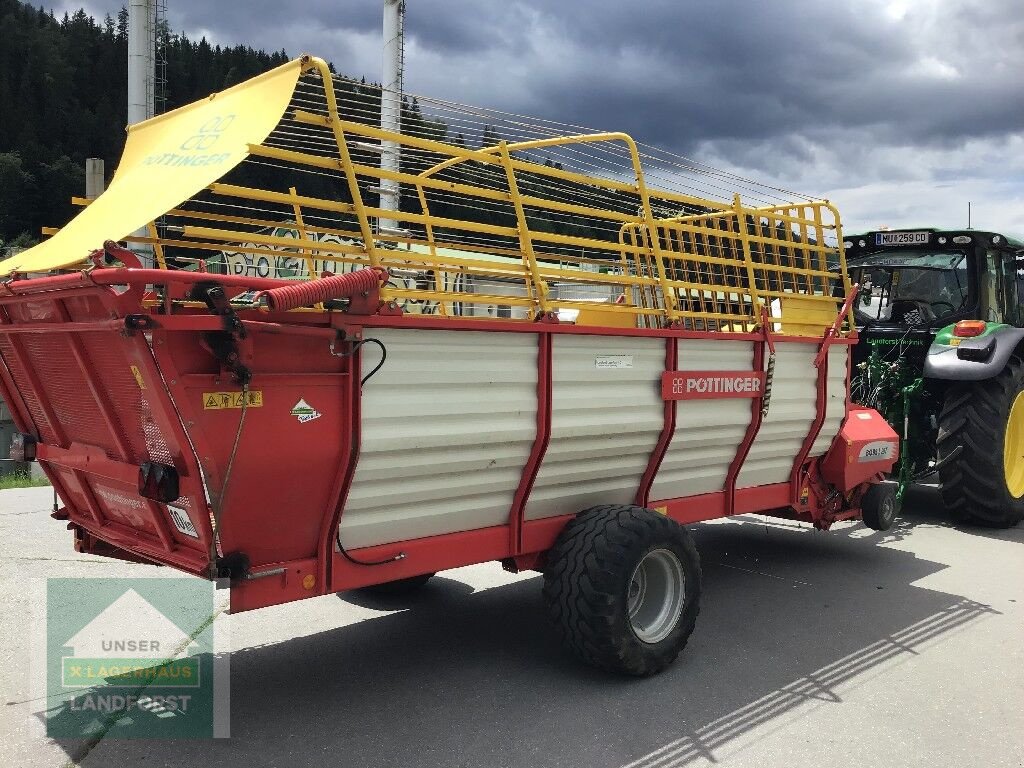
[862,482,898,531]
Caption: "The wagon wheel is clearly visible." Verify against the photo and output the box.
[543,505,701,676]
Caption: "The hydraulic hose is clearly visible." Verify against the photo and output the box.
[255,267,387,312]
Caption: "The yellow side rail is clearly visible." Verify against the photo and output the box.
[42,55,852,334]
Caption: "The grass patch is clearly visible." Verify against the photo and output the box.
[0,470,51,489]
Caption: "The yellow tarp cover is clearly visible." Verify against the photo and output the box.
[0,58,303,276]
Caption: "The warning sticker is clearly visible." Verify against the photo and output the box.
[130,365,146,390]
[203,391,263,410]
[167,505,199,538]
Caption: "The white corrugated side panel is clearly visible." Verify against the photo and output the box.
[525,335,664,520]
[809,344,849,457]
[736,342,817,488]
[339,329,537,548]
[650,339,755,501]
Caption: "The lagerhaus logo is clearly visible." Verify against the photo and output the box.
[44,578,229,739]
[290,398,323,424]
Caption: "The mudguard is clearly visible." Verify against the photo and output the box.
[924,324,1024,381]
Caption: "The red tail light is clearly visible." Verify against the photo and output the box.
[953,320,986,338]
[138,462,180,503]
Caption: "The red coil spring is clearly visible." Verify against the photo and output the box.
[256,267,387,311]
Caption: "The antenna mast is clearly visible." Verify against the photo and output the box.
[154,0,168,115]
[128,0,156,265]
[127,0,155,126]
[379,0,405,236]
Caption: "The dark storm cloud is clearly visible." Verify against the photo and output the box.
[59,0,1024,230]
[462,0,1024,153]
[168,0,380,44]
[64,0,1023,149]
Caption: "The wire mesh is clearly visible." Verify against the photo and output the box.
[113,58,851,331]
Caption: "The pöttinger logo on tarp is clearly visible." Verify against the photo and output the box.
[45,578,229,739]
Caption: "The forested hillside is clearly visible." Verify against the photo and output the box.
[0,1,291,248]
[0,1,683,260]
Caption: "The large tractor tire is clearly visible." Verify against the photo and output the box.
[937,357,1024,528]
[542,505,701,676]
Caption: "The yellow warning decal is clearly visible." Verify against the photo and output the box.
[203,391,263,410]
[654,506,668,515]
[130,365,146,390]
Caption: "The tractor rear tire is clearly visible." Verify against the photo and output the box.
[937,357,1024,528]
[862,482,898,531]
[542,505,701,676]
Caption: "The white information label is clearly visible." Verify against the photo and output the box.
[874,231,930,246]
[858,440,896,463]
[595,355,634,369]
[168,505,199,538]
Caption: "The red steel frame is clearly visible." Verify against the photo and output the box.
[634,338,677,508]
[0,282,213,573]
[508,334,552,558]
[0,268,860,610]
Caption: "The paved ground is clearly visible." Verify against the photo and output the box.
[1,484,1022,768]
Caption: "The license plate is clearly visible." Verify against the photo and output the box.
[875,231,930,246]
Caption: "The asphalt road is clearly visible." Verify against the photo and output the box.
[2,484,1022,768]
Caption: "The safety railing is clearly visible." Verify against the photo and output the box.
[621,198,851,332]
[42,55,853,334]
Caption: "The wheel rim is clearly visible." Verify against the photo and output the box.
[627,548,685,644]
[1004,391,1024,498]
[880,496,896,525]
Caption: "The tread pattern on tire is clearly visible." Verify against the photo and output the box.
[542,504,701,676]
[937,356,1024,528]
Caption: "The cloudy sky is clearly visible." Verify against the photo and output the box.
[57,0,1024,235]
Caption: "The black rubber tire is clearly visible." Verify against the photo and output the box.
[542,505,701,676]
[358,572,435,596]
[861,482,898,531]
[937,357,1024,528]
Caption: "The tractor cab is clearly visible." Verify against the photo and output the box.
[844,227,1024,528]
[845,229,1024,366]
[850,250,969,327]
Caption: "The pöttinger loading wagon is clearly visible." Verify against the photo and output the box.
[0,56,898,674]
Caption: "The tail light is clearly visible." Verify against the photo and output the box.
[138,462,180,502]
[10,432,36,462]
[953,320,986,337]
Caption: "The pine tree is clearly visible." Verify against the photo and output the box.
[0,1,330,245]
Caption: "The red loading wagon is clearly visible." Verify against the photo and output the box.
[0,56,898,675]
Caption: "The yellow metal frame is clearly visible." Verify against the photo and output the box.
[40,55,853,334]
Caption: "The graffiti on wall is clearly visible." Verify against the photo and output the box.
[216,228,437,313]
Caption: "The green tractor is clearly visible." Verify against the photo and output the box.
[845,228,1024,528]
